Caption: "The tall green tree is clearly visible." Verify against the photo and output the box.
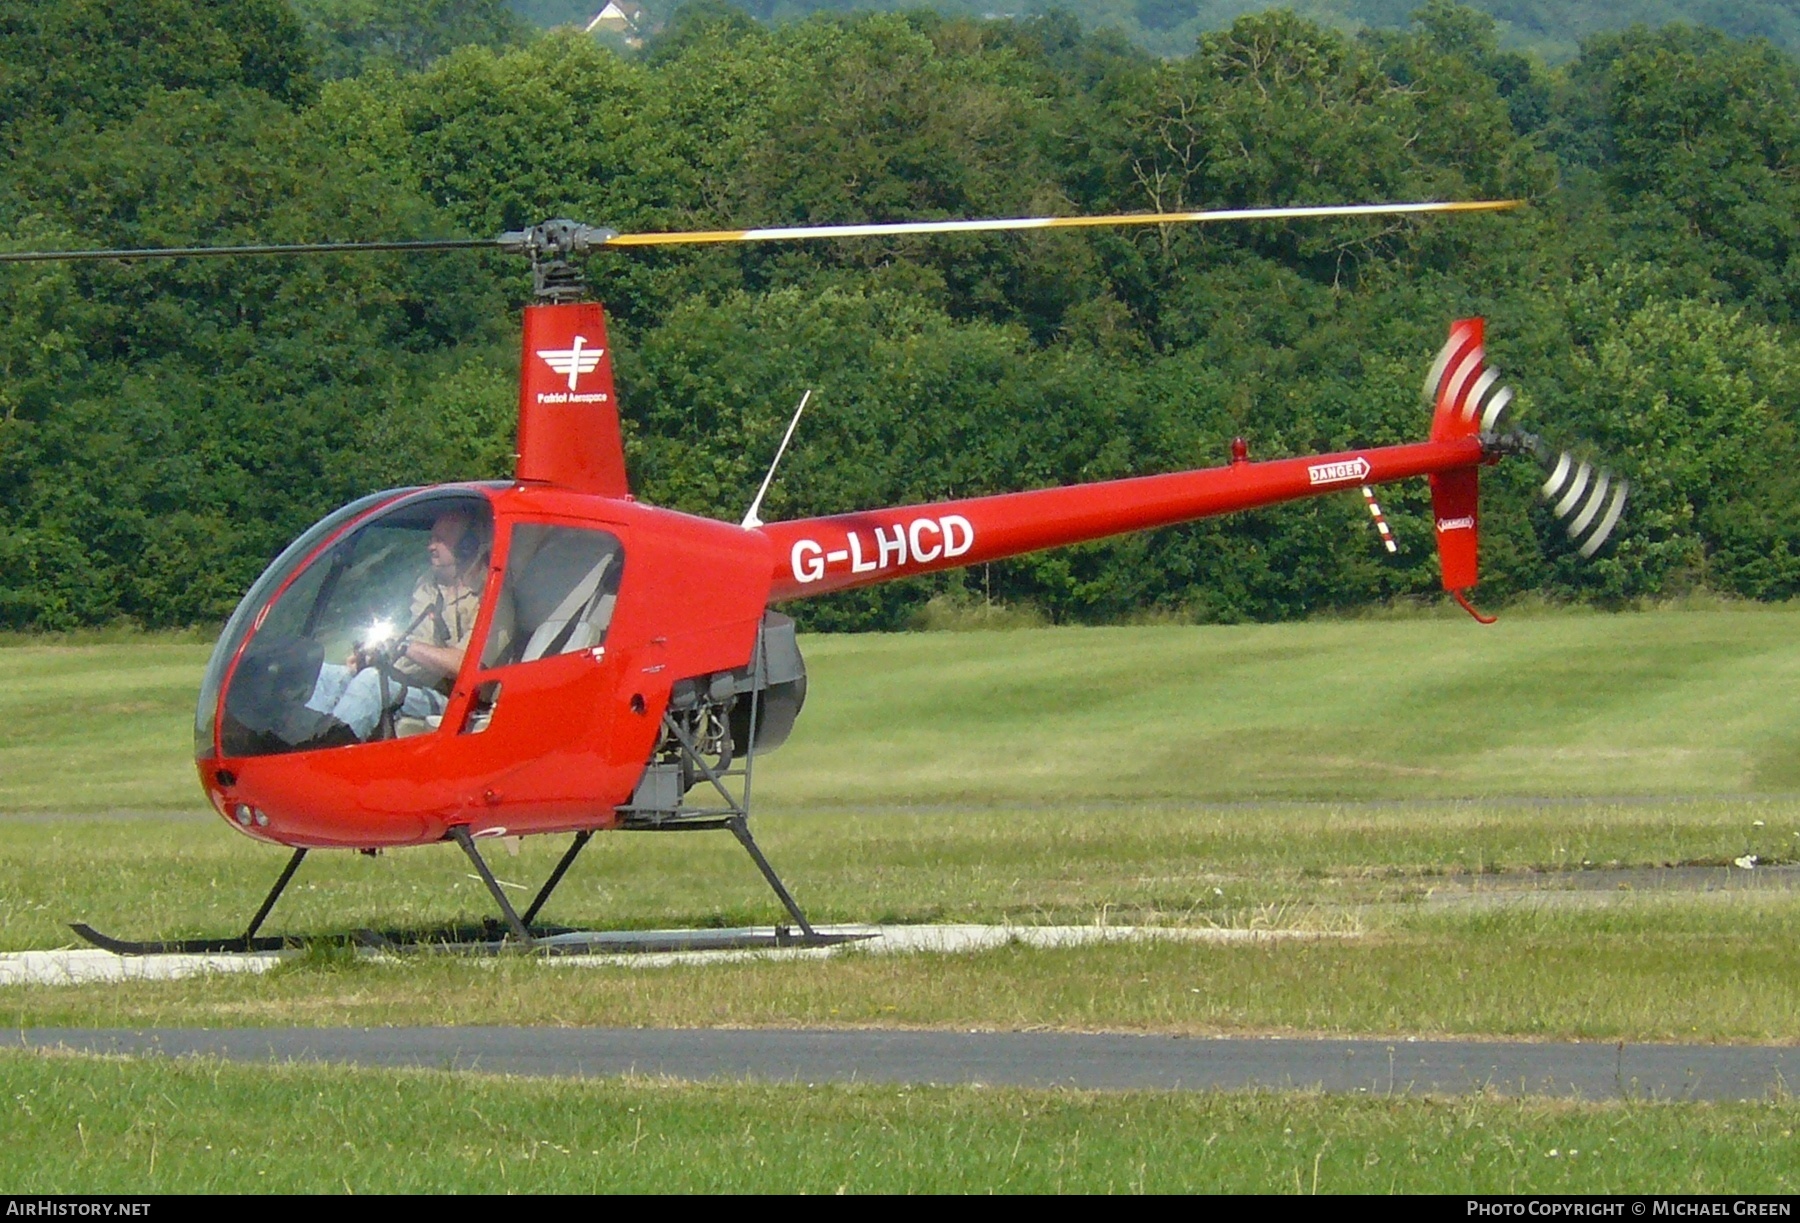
[0,0,313,134]
[291,0,531,78]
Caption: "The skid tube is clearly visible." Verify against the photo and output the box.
[71,826,865,956]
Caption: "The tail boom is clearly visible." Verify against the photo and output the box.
[761,436,1486,600]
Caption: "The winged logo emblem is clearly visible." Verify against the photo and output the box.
[536,335,604,391]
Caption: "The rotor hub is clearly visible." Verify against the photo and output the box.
[497,219,619,303]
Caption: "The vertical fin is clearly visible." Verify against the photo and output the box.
[1426,319,1491,619]
[1430,466,1481,591]
[515,302,629,496]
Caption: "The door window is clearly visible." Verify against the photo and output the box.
[482,524,624,669]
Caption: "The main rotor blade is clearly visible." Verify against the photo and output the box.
[0,199,1520,265]
[602,199,1524,247]
[0,237,499,264]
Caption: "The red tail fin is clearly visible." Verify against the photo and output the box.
[1424,318,1503,620]
[1430,465,1481,592]
[515,302,630,496]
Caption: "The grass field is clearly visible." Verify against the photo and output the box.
[784,604,1800,803]
[3,1051,1795,1194]
[4,607,1799,1190]
[12,601,1800,814]
[6,893,1799,1045]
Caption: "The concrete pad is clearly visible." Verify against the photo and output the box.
[0,924,1349,986]
[546,923,1349,969]
[0,948,286,987]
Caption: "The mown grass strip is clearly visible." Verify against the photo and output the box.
[1,1050,1794,1193]
[7,895,1798,1043]
[3,612,1798,1046]
[3,802,1794,952]
[12,605,1800,814]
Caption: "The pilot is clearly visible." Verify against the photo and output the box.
[302,507,512,744]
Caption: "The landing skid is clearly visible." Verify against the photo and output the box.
[70,844,313,955]
[70,920,868,957]
[70,820,850,957]
[357,924,868,955]
[68,924,300,956]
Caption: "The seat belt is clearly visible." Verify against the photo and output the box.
[529,554,614,661]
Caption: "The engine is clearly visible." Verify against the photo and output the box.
[625,611,807,817]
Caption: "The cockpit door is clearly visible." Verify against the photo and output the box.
[440,518,639,826]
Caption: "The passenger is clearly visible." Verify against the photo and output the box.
[303,507,512,744]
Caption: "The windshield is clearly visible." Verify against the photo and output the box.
[208,490,498,757]
[195,489,410,758]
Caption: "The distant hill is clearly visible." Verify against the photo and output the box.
[506,0,1800,60]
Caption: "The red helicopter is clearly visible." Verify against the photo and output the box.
[3,202,1626,953]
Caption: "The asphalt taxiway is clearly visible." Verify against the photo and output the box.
[5,1027,1792,1100]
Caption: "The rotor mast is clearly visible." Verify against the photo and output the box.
[496,219,618,304]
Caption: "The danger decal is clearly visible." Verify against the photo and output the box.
[1307,456,1372,486]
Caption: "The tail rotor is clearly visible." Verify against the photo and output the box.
[1533,446,1629,559]
[1424,319,1629,562]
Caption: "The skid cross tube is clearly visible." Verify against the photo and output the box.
[521,830,594,926]
[450,826,534,945]
[243,847,309,942]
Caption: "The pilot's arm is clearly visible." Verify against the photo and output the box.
[398,637,462,680]
[398,580,509,680]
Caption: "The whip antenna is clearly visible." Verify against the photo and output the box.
[1360,486,1398,553]
[742,390,812,529]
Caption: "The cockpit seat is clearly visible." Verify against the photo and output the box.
[520,594,614,660]
[393,714,440,738]
[517,554,617,663]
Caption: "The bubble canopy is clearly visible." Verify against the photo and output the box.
[196,487,504,759]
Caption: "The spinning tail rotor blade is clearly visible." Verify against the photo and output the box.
[1423,322,1628,561]
[1423,320,1517,433]
[1537,449,1629,558]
